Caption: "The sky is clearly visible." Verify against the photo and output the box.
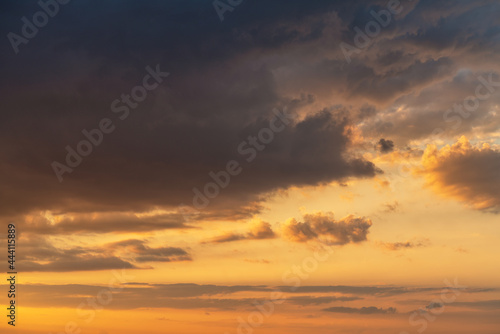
[0,0,499,333]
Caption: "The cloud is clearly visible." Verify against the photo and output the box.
[322,306,397,314]
[13,236,191,272]
[454,300,500,310]
[419,136,500,211]
[0,80,377,221]
[379,239,430,251]
[360,70,500,144]
[426,302,444,310]
[204,220,276,244]
[19,212,193,235]
[377,139,395,153]
[21,256,138,272]
[1,0,498,224]
[282,212,372,245]
[279,285,439,297]
[287,296,361,306]
[12,283,449,310]
[282,218,318,242]
[243,259,271,264]
[106,239,192,263]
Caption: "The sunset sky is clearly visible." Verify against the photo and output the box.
[0,0,499,333]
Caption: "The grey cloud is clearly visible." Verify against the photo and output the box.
[11,283,433,310]
[377,138,395,153]
[11,236,191,272]
[426,302,443,309]
[322,306,397,314]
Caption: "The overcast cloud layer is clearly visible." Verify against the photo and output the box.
[1,0,499,222]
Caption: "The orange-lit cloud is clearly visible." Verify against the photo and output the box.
[282,212,372,245]
[419,136,500,211]
[204,220,276,244]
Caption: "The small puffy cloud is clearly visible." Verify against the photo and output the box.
[282,212,372,245]
[377,139,395,153]
[16,236,191,272]
[419,136,500,212]
[322,306,397,314]
[21,256,138,272]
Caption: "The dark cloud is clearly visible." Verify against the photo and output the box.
[377,139,395,153]
[347,57,456,103]
[11,236,191,272]
[0,0,387,221]
[0,0,498,243]
[426,302,444,310]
